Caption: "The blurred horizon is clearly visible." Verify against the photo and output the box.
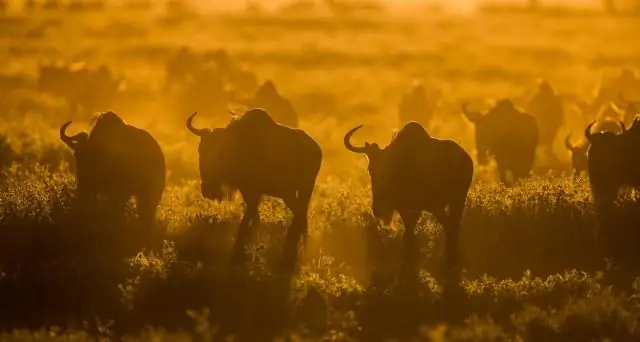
[0,0,630,15]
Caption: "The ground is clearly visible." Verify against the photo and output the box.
[0,3,640,341]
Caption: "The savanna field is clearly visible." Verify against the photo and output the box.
[2,1,640,340]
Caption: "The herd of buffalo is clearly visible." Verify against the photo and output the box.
[49,51,640,272]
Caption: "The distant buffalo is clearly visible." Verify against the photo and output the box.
[39,61,123,118]
[344,121,473,270]
[60,111,166,244]
[564,134,589,178]
[462,99,539,186]
[526,80,564,159]
[186,109,322,271]
[397,81,441,129]
[164,46,258,101]
[248,80,299,128]
[565,119,626,179]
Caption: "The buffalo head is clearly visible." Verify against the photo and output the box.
[536,79,555,97]
[186,112,228,201]
[565,134,589,176]
[584,120,626,183]
[461,101,492,165]
[344,125,394,224]
[59,121,96,198]
[584,120,626,145]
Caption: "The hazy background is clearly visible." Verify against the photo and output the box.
[1,1,640,340]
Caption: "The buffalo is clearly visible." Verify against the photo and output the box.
[585,119,640,207]
[164,47,258,101]
[344,121,473,270]
[397,81,441,129]
[177,63,230,119]
[565,119,626,179]
[39,61,123,119]
[248,80,299,128]
[584,118,640,262]
[204,49,259,100]
[163,46,200,91]
[186,109,322,271]
[462,99,539,186]
[526,80,564,160]
[581,70,640,121]
[564,134,589,178]
[60,111,166,244]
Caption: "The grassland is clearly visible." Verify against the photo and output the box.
[1,4,640,341]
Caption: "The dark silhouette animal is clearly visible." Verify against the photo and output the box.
[398,82,441,129]
[565,134,589,178]
[205,49,259,100]
[462,99,539,186]
[177,63,230,117]
[526,80,564,159]
[163,46,201,91]
[186,109,322,271]
[585,119,640,207]
[59,112,166,244]
[579,70,640,121]
[565,119,626,178]
[584,118,640,262]
[343,121,473,270]
[39,61,123,118]
[164,47,258,100]
[249,80,299,128]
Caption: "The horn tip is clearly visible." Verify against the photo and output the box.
[60,121,72,132]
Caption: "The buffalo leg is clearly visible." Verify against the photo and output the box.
[444,197,466,270]
[281,188,313,272]
[102,193,128,226]
[231,193,261,265]
[512,167,529,185]
[497,165,509,186]
[136,192,163,250]
[398,210,421,269]
[592,187,618,263]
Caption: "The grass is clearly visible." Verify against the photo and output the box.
[1,3,640,341]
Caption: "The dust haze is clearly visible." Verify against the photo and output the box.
[0,0,639,341]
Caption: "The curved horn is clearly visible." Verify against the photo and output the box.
[461,102,471,115]
[59,121,85,148]
[186,112,206,136]
[584,121,596,143]
[60,121,72,142]
[59,121,87,149]
[461,102,482,123]
[344,125,368,154]
[564,134,574,151]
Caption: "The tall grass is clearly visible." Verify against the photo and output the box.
[0,6,640,341]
